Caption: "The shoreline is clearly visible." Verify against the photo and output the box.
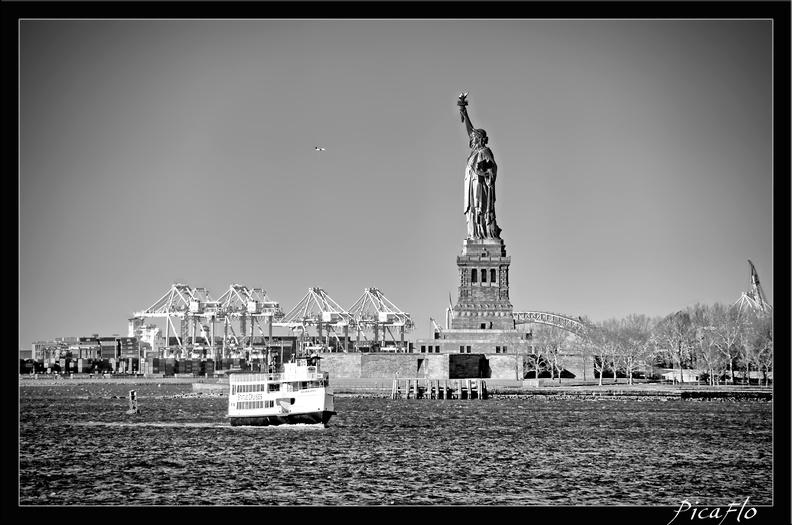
[18,375,772,400]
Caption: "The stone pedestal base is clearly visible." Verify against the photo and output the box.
[451,238,514,330]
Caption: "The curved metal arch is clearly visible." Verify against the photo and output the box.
[513,311,591,336]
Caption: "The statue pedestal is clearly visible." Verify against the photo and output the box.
[451,237,514,330]
[460,238,507,257]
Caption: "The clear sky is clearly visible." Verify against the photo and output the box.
[19,19,774,345]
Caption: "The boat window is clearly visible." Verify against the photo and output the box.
[269,384,279,392]
[299,382,308,390]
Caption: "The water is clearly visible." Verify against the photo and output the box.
[19,383,772,507]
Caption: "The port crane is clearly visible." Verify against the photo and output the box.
[216,284,284,357]
[733,260,771,313]
[273,287,353,352]
[347,288,414,351]
[184,287,222,356]
[429,318,443,339]
[131,283,221,358]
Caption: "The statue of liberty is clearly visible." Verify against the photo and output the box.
[458,93,501,240]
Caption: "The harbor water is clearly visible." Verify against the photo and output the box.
[19,382,772,508]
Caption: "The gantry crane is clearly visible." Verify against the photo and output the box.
[131,283,220,358]
[132,283,283,359]
[429,318,443,340]
[216,284,283,358]
[347,288,414,351]
[273,288,353,353]
[733,260,771,313]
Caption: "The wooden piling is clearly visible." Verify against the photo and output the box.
[390,378,488,400]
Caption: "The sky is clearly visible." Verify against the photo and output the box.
[19,19,775,346]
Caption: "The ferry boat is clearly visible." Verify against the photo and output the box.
[227,355,336,427]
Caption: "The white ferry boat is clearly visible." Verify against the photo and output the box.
[227,355,336,427]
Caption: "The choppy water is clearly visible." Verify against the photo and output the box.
[19,383,772,507]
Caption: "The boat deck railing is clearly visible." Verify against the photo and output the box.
[230,370,325,383]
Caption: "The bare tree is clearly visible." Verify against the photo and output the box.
[620,314,655,385]
[522,352,549,380]
[689,303,725,386]
[742,309,773,386]
[653,310,694,384]
[710,303,746,384]
[584,324,610,386]
[530,324,570,382]
[600,318,626,384]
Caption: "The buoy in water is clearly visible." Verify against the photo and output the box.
[126,390,140,414]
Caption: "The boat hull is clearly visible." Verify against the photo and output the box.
[229,410,336,427]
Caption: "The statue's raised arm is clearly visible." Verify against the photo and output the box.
[458,93,475,139]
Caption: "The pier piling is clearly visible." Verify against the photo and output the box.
[390,378,487,400]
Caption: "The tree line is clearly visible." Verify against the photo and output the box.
[521,303,773,386]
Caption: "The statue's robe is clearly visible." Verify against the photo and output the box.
[464,146,498,239]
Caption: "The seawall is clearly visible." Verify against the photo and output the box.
[20,375,772,401]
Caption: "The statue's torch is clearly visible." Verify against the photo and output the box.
[458,93,469,121]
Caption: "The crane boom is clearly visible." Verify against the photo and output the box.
[748,259,769,312]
